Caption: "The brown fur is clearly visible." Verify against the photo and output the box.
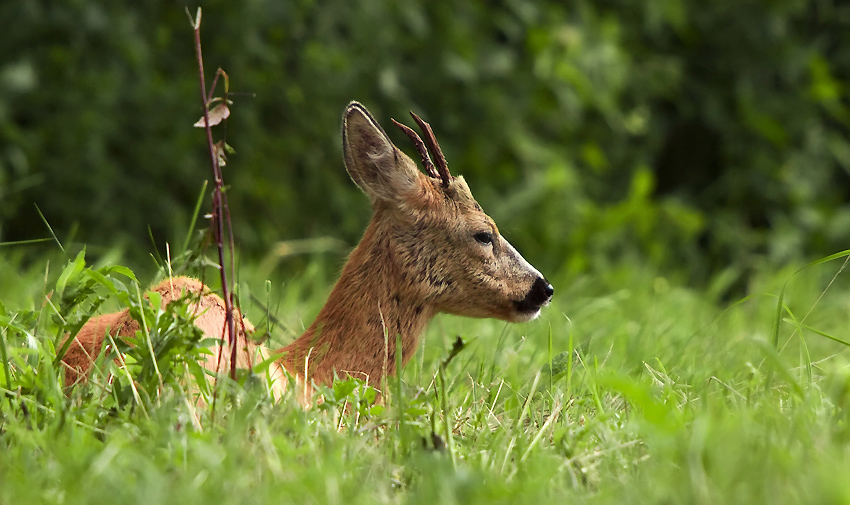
[61,102,551,399]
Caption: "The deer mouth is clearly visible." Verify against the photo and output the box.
[513,298,548,314]
[511,299,546,321]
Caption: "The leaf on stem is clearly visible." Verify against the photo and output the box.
[213,140,229,167]
[193,103,230,128]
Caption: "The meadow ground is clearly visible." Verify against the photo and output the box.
[1,249,850,504]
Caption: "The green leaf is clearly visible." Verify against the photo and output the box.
[55,250,86,298]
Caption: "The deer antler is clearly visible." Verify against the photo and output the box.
[392,119,439,179]
[391,113,453,188]
[409,111,452,187]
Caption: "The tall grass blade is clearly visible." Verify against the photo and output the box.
[181,180,209,255]
[34,203,65,254]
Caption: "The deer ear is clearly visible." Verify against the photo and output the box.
[342,102,419,204]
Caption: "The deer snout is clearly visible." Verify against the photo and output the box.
[513,277,554,319]
[527,277,554,307]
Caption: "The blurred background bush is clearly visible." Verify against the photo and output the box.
[2,0,848,292]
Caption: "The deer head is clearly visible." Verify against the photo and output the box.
[341,102,553,323]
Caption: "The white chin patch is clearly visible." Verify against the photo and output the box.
[514,309,541,323]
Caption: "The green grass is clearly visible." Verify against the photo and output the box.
[2,249,850,504]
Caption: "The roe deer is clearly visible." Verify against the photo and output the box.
[61,102,554,399]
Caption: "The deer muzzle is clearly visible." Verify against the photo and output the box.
[513,276,554,319]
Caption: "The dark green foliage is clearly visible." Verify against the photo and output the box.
[1,1,848,283]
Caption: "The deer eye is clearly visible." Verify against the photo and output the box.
[473,232,494,245]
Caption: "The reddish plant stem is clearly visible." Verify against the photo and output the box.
[191,20,238,381]
[206,70,221,105]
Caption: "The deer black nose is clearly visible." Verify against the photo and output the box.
[514,277,554,314]
[529,277,554,305]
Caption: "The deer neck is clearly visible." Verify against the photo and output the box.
[278,217,435,387]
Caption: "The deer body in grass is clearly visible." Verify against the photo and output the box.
[61,102,554,397]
